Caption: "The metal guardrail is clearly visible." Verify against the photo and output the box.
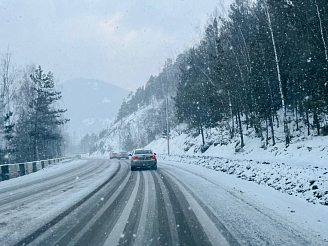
[0,157,75,182]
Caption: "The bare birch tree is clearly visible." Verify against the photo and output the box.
[264,3,291,146]
[314,0,328,63]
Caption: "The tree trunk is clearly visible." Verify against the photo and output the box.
[237,106,244,148]
[265,4,290,146]
[228,90,234,139]
[313,109,320,135]
[314,0,328,63]
[275,113,279,128]
[269,111,276,146]
[306,108,310,136]
[246,112,249,130]
[200,123,205,148]
[265,117,269,146]
[295,104,299,131]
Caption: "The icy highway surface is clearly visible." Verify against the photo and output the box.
[0,158,327,246]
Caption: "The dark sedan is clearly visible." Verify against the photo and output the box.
[118,151,129,159]
[109,152,119,159]
[130,149,157,171]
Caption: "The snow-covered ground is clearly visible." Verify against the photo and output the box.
[147,123,328,168]
[160,160,328,244]
[0,158,119,244]
[146,120,328,207]
[157,154,328,206]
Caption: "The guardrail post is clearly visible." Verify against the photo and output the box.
[1,165,9,181]
[19,164,26,176]
[33,162,37,172]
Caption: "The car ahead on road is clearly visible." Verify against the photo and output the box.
[109,152,119,159]
[130,149,157,171]
[118,151,129,159]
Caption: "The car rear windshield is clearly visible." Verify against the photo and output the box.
[119,152,127,154]
[135,150,152,154]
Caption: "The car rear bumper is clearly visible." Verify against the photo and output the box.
[131,160,157,168]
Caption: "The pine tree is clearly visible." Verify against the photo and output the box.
[14,66,68,161]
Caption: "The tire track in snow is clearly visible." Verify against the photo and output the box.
[104,171,141,245]
[48,160,132,246]
[0,159,108,212]
[69,166,138,246]
[133,171,158,246]
[152,171,179,246]
[160,168,237,246]
[13,160,122,246]
[151,170,176,245]
[118,171,145,245]
[155,171,212,246]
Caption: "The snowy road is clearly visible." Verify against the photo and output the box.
[0,158,327,245]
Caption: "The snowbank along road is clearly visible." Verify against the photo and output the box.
[0,158,327,245]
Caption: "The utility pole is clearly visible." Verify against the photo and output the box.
[0,96,4,152]
[166,98,170,155]
[119,117,122,151]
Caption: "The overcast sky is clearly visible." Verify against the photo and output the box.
[0,0,232,90]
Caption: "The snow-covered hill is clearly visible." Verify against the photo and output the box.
[91,97,174,154]
[147,119,328,168]
[144,113,328,206]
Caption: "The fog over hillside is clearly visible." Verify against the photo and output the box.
[60,78,129,142]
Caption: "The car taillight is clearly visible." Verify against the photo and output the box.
[132,156,138,159]
[151,155,156,159]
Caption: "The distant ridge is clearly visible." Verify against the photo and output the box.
[60,78,129,142]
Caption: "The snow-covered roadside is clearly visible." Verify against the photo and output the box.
[147,127,328,168]
[0,158,84,190]
[160,161,328,244]
[0,159,119,244]
[158,154,328,206]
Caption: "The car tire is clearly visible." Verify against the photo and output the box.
[131,167,135,171]
[151,165,157,170]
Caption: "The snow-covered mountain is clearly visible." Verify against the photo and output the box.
[91,97,175,154]
[89,58,180,154]
[59,78,129,142]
